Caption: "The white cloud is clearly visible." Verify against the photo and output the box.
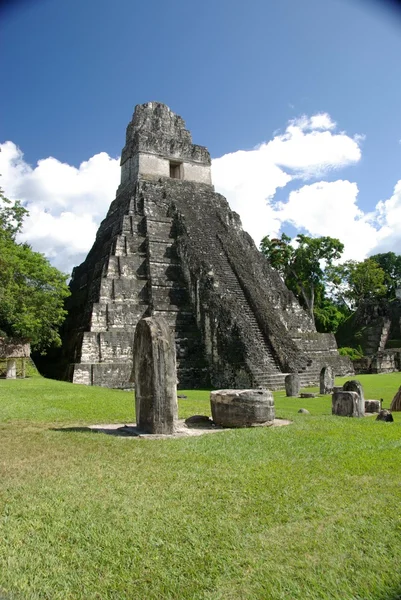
[290,113,336,132]
[370,180,401,255]
[274,180,379,261]
[310,113,336,131]
[0,141,120,272]
[212,113,362,244]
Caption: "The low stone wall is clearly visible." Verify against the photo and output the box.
[353,350,401,374]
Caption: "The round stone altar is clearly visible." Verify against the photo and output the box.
[210,389,275,428]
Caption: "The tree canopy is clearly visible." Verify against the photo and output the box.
[260,229,401,339]
[260,233,344,326]
[328,258,387,310]
[0,187,70,352]
[369,252,401,299]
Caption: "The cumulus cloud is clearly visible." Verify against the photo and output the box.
[371,180,401,255]
[289,113,336,132]
[0,141,120,273]
[212,113,362,243]
[274,180,379,261]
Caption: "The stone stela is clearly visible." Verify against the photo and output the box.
[60,102,353,391]
[319,365,334,394]
[285,373,300,397]
[133,316,178,435]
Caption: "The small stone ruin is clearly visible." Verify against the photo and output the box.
[376,409,394,422]
[332,390,364,418]
[333,380,382,415]
[332,379,365,418]
[0,338,31,379]
[285,373,300,397]
[365,400,381,413]
[343,380,365,415]
[133,316,178,434]
[319,365,334,394]
[210,389,275,427]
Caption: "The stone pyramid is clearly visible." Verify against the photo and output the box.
[61,102,352,389]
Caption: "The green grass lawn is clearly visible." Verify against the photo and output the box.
[0,373,401,600]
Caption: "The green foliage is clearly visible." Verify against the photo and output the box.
[338,346,363,360]
[335,312,374,355]
[0,357,39,378]
[313,300,348,333]
[370,251,401,299]
[328,258,387,309]
[0,186,28,240]
[260,233,344,324]
[0,377,400,600]
[0,188,70,351]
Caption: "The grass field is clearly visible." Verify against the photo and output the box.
[0,373,400,600]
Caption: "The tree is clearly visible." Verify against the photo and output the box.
[313,298,350,334]
[260,233,344,325]
[369,252,401,299]
[328,258,387,310]
[0,187,28,238]
[0,187,70,352]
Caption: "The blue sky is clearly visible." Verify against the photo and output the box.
[1,0,401,273]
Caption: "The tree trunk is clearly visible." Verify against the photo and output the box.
[300,284,315,326]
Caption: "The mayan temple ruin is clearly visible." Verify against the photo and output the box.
[61,102,352,389]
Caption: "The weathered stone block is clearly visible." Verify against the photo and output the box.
[365,400,381,413]
[210,389,275,427]
[332,391,363,417]
[319,365,334,394]
[343,379,365,416]
[376,409,394,422]
[285,374,300,397]
[133,316,178,434]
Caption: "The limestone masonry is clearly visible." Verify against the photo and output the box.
[61,102,352,389]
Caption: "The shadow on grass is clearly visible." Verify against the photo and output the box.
[51,416,220,438]
[51,425,141,437]
[51,417,290,439]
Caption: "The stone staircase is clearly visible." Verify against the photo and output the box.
[378,318,391,352]
[215,238,325,389]
[143,204,209,388]
[364,317,392,355]
[201,232,285,388]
